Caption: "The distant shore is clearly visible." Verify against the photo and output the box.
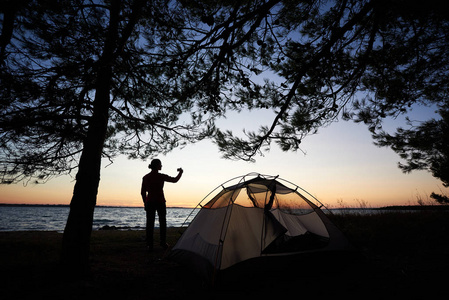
[377,205,449,210]
[2,202,448,210]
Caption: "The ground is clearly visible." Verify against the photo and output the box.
[1,211,448,299]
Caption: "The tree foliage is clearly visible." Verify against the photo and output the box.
[0,0,215,184]
[181,0,449,165]
[374,107,449,187]
[2,0,449,179]
[374,106,449,203]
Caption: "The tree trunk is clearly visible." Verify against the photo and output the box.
[61,0,120,277]
[60,74,111,276]
[61,66,112,276]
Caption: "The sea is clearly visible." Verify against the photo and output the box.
[0,205,199,232]
[0,205,442,232]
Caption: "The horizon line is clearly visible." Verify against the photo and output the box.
[0,203,195,209]
[1,203,446,210]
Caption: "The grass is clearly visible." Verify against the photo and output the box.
[1,211,449,299]
[328,210,449,253]
[328,211,449,297]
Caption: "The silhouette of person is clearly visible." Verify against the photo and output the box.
[141,159,183,251]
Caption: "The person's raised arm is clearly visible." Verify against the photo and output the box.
[174,168,183,182]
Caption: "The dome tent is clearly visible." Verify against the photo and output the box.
[169,173,351,282]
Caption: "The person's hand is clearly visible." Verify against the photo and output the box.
[177,168,183,173]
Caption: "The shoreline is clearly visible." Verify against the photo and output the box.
[0,203,194,209]
[2,202,449,210]
[377,204,449,210]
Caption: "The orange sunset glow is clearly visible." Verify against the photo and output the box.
[1,112,446,209]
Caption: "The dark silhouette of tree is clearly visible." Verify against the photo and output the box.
[1,0,449,275]
[0,0,219,275]
[374,106,449,204]
[211,0,449,162]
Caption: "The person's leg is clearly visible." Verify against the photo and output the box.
[146,204,156,250]
[157,203,167,248]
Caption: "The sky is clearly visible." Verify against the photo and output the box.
[1,2,446,210]
[0,104,446,208]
